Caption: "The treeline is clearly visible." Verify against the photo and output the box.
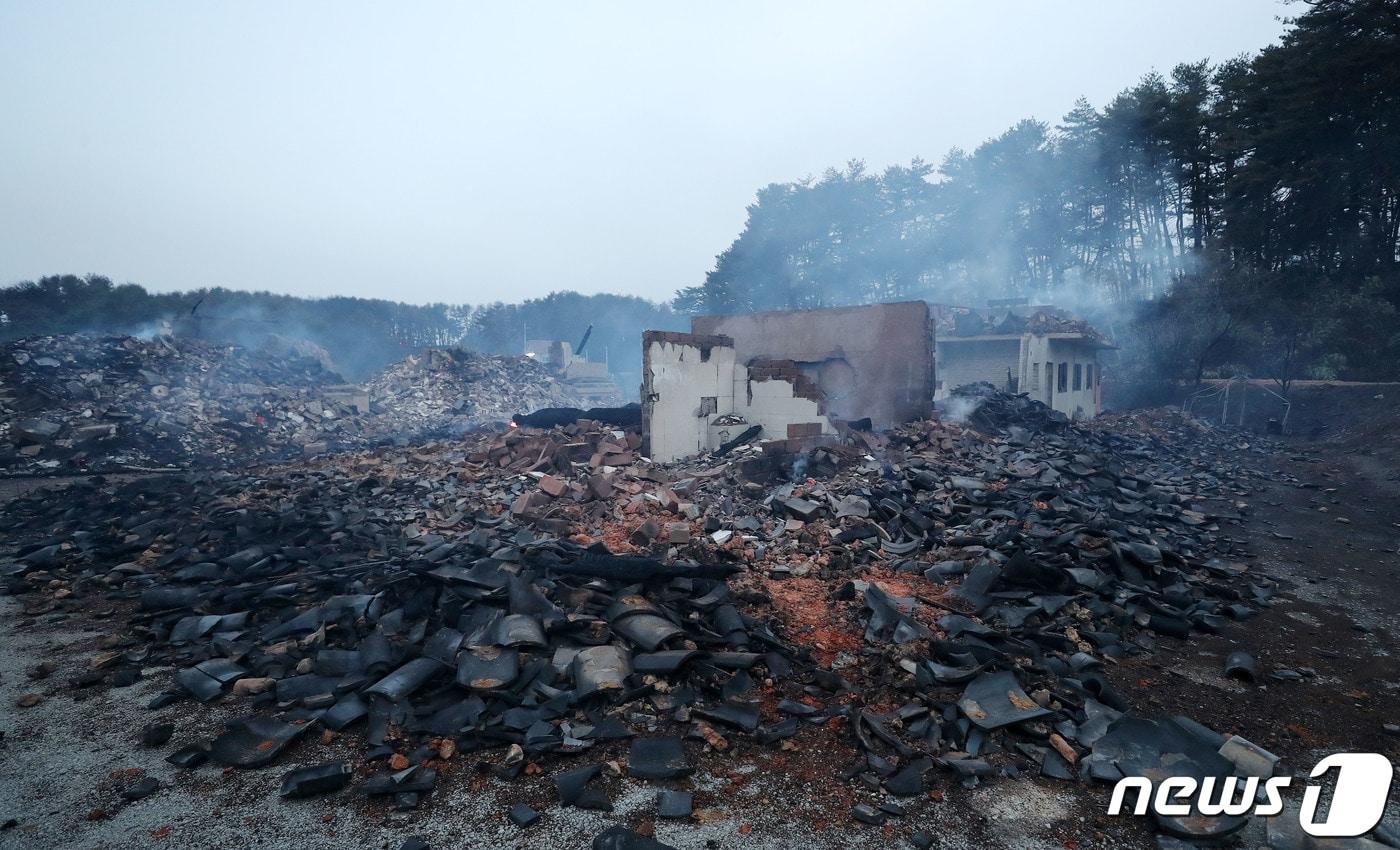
[0,274,680,391]
[678,0,1400,393]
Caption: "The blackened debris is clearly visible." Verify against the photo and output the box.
[0,388,1287,842]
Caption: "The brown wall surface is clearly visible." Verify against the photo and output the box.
[691,301,932,428]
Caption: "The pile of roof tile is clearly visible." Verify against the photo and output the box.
[0,334,365,475]
[938,381,1071,436]
[364,348,580,439]
[0,393,1289,843]
[1,336,587,476]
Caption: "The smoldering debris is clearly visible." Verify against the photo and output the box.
[366,347,580,438]
[1,333,350,473]
[0,388,1294,844]
[0,335,582,475]
[936,381,1069,435]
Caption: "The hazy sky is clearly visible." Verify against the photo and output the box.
[1,2,1290,306]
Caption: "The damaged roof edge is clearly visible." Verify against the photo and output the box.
[641,330,735,349]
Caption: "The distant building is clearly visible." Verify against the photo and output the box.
[931,303,1114,419]
[524,338,623,405]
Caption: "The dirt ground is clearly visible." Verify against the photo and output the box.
[2,435,1398,850]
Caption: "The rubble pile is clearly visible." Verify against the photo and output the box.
[1,336,592,476]
[364,348,580,438]
[0,334,366,475]
[938,381,1069,435]
[0,393,1288,844]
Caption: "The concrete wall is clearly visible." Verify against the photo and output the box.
[641,332,833,462]
[934,337,1022,399]
[691,301,932,429]
[936,333,1102,419]
[641,332,736,462]
[736,364,832,447]
[1025,335,1100,418]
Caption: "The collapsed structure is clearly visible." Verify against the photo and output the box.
[366,346,581,438]
[0,335,582,474]
[0,390,1287,847]
[641,302,933,462]
[1,310,1320,848]
[524,337,624,406]
[933,303,1113,420]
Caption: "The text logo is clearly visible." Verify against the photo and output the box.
[1108,753,1393,838]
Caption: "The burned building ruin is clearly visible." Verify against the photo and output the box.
[933,303,1113,420]
[641,302,933,461]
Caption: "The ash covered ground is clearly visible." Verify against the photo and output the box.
[1,383,1398,850]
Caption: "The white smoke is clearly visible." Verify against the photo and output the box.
[938,394,980,424]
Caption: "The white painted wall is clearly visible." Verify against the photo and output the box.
[934,337,1022,399]
[644,338,834,462]
[938,333,1102,419]
[735,369,834,443]
[644,338,736,462]
[1025,335,1100,418]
